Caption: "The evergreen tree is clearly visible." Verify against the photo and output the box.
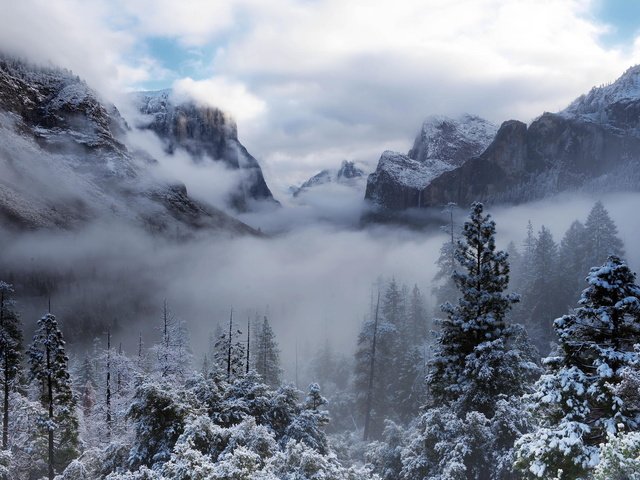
[407,284,429,344]
[428,202,534,415]
[521,226,564,353]
[410,203,540,479]
[214,310,246,382]
[28,313,79,479]
[558,220,588,307]
[152,301,192,379]
[584,201,625,269]
[0,281,22,450]
[254,315,282,387]
[433,203,460,309]
[515,256,640,479]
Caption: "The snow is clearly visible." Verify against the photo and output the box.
[561,65,640,123]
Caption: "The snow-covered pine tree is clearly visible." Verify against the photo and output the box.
[152,301,192,379]
[214,310,246,382]
[0,281,22,450]
[28,312,79,479]
[584,201,625,269]
[254,315,282,387]
[427,202,533,415]
[402,203,539,479]
[515,255,640,479]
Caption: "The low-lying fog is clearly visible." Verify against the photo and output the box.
[1,188,639,382]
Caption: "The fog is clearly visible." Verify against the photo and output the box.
[1,184,639,381]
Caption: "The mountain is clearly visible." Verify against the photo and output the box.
[366,67,640,213]
[291,160,365,197]
[0,55,257,235]
[135,90,278,212]
[365,115,497,210]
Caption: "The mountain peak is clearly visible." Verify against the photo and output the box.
[562,64,640,126]
[408,114,497,167]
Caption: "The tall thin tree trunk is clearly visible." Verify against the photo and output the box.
[227,309,233,381]
[46,323,54,480]
[0,289,7,450]
[246,317,250,374]
[363,291,380,441]
[106,329,111,436]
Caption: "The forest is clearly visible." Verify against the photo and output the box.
[0,200,639,480]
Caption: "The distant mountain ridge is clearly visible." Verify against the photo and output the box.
[365,115,497,210]
[135,90,278,211]
[291,160,365,197]
[0,55,258,235]
[365,67,640,213]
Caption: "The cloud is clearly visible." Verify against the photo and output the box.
[172,76,267,123]
[3,0,640,197]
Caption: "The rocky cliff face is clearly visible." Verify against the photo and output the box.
[136,90,277,211]
[366,66,640,212]
[291,160,365,196]
[365,115,497,210]
[0,56,257,235]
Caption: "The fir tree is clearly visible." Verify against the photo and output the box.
[254,315,282,387]
[521,226,564,353]
[433,203,460,308]
[427,202,534,415]
[558,220,588,307]
[214,310,246,382]
[0,281,22,450]
[515,256,640,479]
[584,201,625,268]
[28,313,79,479]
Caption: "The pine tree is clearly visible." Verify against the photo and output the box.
[406,203,539,479]
[408,284,429,344]
[214,310,246,382]
[0,282,22,450]
[428,202,533,415]
[521,226,564,353]
[515,256,640,479]
[433,203,460,308]
[254,315,282,387]
[28,313,79,479]
[558,220,588,308]
[152,301,192,379]
[584,201,625,269]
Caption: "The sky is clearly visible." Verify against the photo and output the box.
[2,0,640,195]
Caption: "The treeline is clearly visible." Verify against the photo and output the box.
[359,202,640,479]
[1,200,639,479]
[0,290,374,479]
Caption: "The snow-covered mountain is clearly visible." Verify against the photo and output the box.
[366,66,640,213]
[0,55,257,235]
[291,160,365,197]
[365,115,497,210]
[135,90,278,211]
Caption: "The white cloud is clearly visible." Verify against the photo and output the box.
[172,76,267,123]
[3,0,640,187]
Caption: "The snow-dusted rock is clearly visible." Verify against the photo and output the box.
[291,160,365,196]
[0,55,258,235]
[365,115,497,210]
[135,90,277,212]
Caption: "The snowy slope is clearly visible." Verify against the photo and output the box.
[291,160,365,197]
[135,90,278,212]
[0,55,258,235]
[365,115,497,209]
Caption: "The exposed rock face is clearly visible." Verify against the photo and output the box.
[365,115,497,210]
[136,91,277,211]
[292,160,365,196]
[0,56,257,235]
[366,66,640,213]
